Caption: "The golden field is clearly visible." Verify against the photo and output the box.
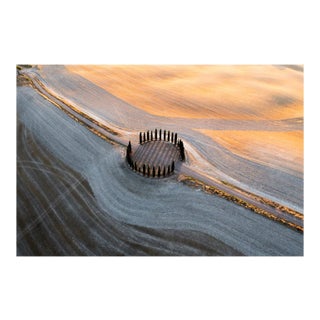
[196,129,303,174]
[66,65,303,120]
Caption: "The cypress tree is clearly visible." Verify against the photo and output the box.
[151,131,153,141]
[168,164,171,174]
[143,132,146,143]
[147,130,150,141]
[155,128,158,140]
[134,162,137,171]
[128,141,132,153]
[171,161,175,172]
[152,166,156,177]
[163,166,166,176]
[171,132,174,143]
[164,130,166,141]
[180,141,185,161]
[126,147,132,166]
[143,164,146,176]
[147,165,150,177]
[167,130,170,141]
[158,166,161,178]
[159,129,162,140]
[174,133,177,145]
[139,132,142,144]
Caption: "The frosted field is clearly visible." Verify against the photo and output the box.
[17,65,303,255]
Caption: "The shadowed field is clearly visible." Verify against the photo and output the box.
[17,119,242,256]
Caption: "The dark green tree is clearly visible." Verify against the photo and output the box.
[180,140,185,161]
[164,130,166,141]
[155,128,158,140]
[143,164,146,175]
[139,132,142,144]
[163,166,166,176]
[151,131,153,141]
[171,161,175,172]
[128,141,132,153]
[126,144,132,166]
[147,165,150,177]
[152,166,156,177]
[134,162,137,171]
[174,133,178,145]
[126,146,130,163]
[143,132,146,143]
[167,130,170,141]
[171,132,174,143]
[158,166,161,178]
[159,129,162,140]
[147,130,150,141]
[168,164,171,174]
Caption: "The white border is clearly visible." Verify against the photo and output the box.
[2,1,319,320]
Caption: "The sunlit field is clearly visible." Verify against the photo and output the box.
[67,65,303,120]
[196,129,303,174]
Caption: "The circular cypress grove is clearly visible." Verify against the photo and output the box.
[126,129,185,178]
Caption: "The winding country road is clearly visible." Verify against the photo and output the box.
[20,70,303,233]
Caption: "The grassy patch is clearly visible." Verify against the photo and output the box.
[17,64,33,69]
